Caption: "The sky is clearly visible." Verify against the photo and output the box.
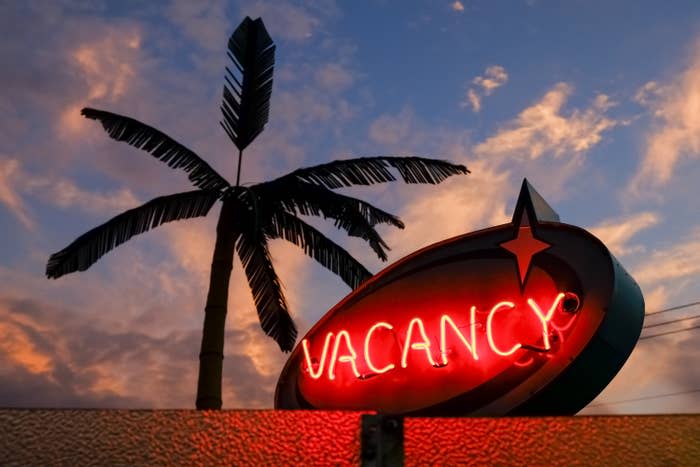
[1,0,699,414]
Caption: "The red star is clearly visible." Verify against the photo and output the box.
[500,223,551,286]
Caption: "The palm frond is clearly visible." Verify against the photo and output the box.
[221,17,275,151]
[283,156,469,189]
[265,209,372,289]
[236,229,296,351]
[254,180,395,260]
[46,190,218,279]
[255,179,405,228]
[81,108,231,192]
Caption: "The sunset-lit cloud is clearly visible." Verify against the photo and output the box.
[643,285,669,313]
[368,107,415,147]
[0,296,281,408]
[1,1,699,415]
[589,211,659,257]
[0,158,34,229]
[26,176,139,216]
[474,65,508,94]
[633,229,700,286]
[59,27,142,137]
[475,83,617,160]
[386,160,510,256]
[166,0,229,52]
[462,65,508,112]
[239,0,325,41]
[465,88,481,112]
[0,156,139,227]
[315,62,355,92]
[628,39,700,196]
[0,309,54,375]
[582,327,700,415]
[372,82,623,258]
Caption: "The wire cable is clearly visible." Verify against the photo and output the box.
[587,388,700,407]
[639,323,700,340]
[643,313,700,329]
[583,302,700,410]
[646,300,700,317]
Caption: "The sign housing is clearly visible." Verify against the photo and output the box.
[275,180,645,416]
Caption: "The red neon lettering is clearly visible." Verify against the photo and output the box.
[302,333,333,379]
[527,293,565,350]
[513,356,535,367]
[486,301,521,356]
[551,315,576,332]
[440,306,478,364]
[364,322,396,375]
[328,330,361,380]
[302,292,574,382]
[401,318,437,368]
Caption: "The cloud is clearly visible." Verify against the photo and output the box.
[633,229,700,286]
[0,157,139,229]
[315,63,355,92]
[643,285,669,313]
[245,81,358,177]
[0,0,363,410]
[0,296,280,408]
[581,327,700,415]
[474,83,617,159]
[451,1,465,12]
[7,1,670,412]
[72,33,140,101]
[588,211,659,257]
[165,0,228,52]
[25,177,139,216]
[59,26,142,137]
[369,82,620,263]
[368,107,415,147]
[363,90,693,417]
[155,205,326,378]
[462,65,508,112]
[239,1,322,41]
[579,227,700,415]
[0,158,34,229]
[628,40,700,196]
[385,160,510,257]
[474,65,509,95]
[582,259,700,415]
[633,80,664,107]
[0,208,303,409]
[465,89,481,112]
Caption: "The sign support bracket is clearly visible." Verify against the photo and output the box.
[361,414,404,466]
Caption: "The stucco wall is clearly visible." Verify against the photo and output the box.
[1,410,698,465]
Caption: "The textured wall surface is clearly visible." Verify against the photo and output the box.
[405,415,700,466]
[0,410,366,466]
[1,410,698,466]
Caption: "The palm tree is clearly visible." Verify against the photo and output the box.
[46,17,469,409]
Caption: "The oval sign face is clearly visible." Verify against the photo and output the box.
[275,181,645,416]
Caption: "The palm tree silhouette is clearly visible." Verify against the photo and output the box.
[45,17,469,409]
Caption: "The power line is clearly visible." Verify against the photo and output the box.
[587,388,700,407]
[646,300,700,317]
[643,313,700,329]
[584,303,700,410]
[639,323,700,340]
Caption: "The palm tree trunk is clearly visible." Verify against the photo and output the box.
[196,199,237,409]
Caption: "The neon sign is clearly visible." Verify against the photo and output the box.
[301,293,570,381]
[275,180,645,416]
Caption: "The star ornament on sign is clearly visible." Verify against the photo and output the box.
[500,180,559,287]
[500,212,552,286]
